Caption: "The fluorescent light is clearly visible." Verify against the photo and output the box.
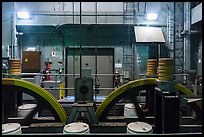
[146,13,158,20]
[26,47,36,51]
[17,12,30,19]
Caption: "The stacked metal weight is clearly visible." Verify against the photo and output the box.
[158,58,174,81]
[147,59,157,77]
[9,59,21,74]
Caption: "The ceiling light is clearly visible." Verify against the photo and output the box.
[17,12,30,19]
[146,13,158,20]
[26,47,36,51]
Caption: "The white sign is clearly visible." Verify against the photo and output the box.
[115,63,122,68]
[134,26,165,43]
[52,51,56,57]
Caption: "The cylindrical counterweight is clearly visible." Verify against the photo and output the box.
[158,58,174,81]
[9,59,21,74]
[147,59,157,76]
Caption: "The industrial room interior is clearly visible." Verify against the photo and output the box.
[2,2,202,135]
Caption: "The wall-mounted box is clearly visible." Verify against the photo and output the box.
[22,51,41,73]
[43,81,61,100]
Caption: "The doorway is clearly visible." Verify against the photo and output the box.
[65,47,114,97]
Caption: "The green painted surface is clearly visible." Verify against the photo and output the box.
[17,24,135,47]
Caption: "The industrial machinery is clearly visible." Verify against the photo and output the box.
[2,78,67,125]
[67,77,99,124]
[2,58,202,135]
[2,57,9,74]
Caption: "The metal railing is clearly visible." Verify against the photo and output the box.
[2,73,116,91]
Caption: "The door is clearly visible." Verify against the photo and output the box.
[66,48,114,97]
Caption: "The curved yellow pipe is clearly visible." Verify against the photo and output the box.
[96,78,202,120]
[2,78,67,124]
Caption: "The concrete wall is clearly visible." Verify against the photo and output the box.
[2,2,15,58]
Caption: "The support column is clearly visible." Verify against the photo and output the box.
[154,89,180,133]
[183,2,191,73]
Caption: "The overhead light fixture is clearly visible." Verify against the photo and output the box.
[17,12,30,19]
[26,47,36,51]
[146,13,158,20]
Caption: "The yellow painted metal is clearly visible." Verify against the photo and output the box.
[146,59,157,76]
[158,58,174,81]
[174,83,202,109]
[60,84,65,99]
[158,70,174,73]
[9,59,21,74]
[96,78,157,119]
[2,78,67,124]
[158,67,174,71]
[96,78,202,120]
